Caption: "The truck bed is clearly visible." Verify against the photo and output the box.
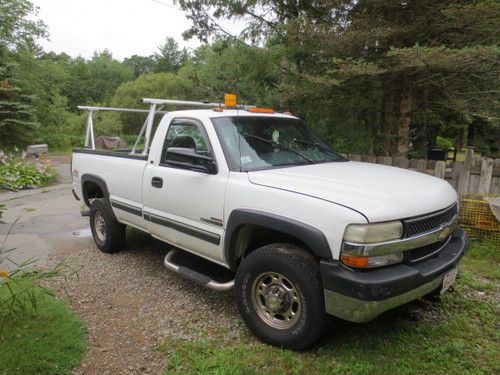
[72,149,148,223]
[73,148,147,160]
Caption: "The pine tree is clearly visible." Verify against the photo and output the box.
[178,0,500,156]
[0,50,38,147]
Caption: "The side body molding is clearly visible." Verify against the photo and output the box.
[224,209,332,270]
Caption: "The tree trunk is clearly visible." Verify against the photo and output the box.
[379,76,398,156]
[396,82,413,155]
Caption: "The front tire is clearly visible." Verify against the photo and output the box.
[234,244,328,350]
[89,200,126,253]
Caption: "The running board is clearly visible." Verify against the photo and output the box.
[164,250,235,291]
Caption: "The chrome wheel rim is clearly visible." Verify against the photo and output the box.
[94,211,106,242]
[251,272,301,330]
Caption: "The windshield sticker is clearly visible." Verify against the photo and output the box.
[240,155,252,164]
[272,129,280,143]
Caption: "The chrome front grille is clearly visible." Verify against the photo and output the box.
[403,203,458,238]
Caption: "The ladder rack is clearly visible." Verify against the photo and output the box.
[79,97,257,156]
[142,97,256,109]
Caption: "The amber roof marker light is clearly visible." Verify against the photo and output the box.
[221,94,276,113]
[247,107,275,114]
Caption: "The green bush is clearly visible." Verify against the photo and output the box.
[95,111,124,136]
[40,132,85,149]
[0,154,58,190]
[436,136,454,150]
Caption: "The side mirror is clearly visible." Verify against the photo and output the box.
[165,147,218,174]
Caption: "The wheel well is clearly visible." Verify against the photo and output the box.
[82,180,104,206]
[230,224,317,269]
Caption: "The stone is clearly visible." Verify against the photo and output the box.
[26,144,48,155]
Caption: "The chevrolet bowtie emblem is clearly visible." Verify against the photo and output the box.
[438,226,451,240]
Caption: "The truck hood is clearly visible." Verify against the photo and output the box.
[247,161,457,222]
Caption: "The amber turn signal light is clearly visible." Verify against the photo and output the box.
[340,254,369,268]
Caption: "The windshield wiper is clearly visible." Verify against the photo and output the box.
[292,138,331,152]
[292,138,345,161]
[243,133,313,164]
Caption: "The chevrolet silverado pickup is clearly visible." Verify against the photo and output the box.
[71,97,469,349]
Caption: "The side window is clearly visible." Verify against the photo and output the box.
[161,121,210,164]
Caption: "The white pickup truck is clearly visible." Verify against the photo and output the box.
[71,98,469,349]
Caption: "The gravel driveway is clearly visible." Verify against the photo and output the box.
[52,231,244,375]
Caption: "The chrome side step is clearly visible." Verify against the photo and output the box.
[164,250,235,291]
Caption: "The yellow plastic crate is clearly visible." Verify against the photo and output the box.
[459,194,500,245]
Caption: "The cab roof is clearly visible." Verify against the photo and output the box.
[166,109,299,120]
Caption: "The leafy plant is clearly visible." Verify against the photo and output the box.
[0,153,57,190]
[436,136,454,150]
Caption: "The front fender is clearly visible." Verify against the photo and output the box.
[224,209,332,270]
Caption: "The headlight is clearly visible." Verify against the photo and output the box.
[343,221,403,244]
[341,221,404,268]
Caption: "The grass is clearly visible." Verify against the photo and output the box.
[0,284,87,375]
[159,241,499,375]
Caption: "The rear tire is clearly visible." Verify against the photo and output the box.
[89,200,125,253]
[234,243,328,350]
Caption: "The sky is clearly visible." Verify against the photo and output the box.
[30,0,237,60]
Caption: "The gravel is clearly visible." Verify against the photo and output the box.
[48,231,245,375]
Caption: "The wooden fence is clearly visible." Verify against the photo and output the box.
[347,148,500,196]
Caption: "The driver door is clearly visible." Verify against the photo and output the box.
[143,118,227,263]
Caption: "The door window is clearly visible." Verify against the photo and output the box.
[161,121,210,164]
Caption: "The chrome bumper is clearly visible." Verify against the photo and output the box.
[324,276,442,323]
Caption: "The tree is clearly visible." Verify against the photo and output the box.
[177,0,500,156]
[178,39,280,105]
[64,50,134,108]
[0,47,38,147]
[292,1,500,155]
[0,0,47,146]
[123,54,156,78]
[154,37,189,73]
[111,72,195,133]
[0,0,48,51]
[175,0,332,43]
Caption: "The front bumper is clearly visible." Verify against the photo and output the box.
[321,228,469,322]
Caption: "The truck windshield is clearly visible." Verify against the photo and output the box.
[212,116,345,171]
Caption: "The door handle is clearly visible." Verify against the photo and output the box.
[151,177,163,188]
